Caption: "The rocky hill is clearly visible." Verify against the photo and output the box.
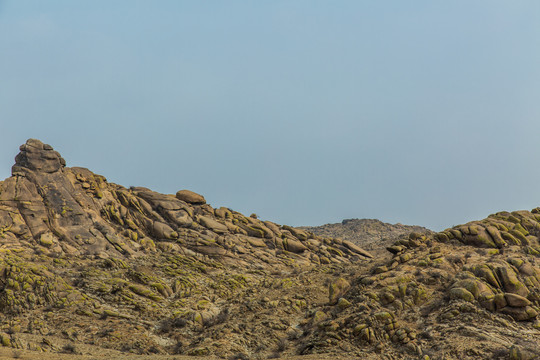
[0,139,538,360]
[0,139,373,359]
[301,219,431,257]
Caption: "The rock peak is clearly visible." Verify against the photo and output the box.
[11,138,66,175]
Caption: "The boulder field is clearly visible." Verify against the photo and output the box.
[0,139,537,359]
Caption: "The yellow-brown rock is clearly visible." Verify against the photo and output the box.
[176,189,206,204]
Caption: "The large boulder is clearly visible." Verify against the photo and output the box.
[328,278,350,305]
[176,190,206,204]
[342,240,373,258]
[12,138,66,175]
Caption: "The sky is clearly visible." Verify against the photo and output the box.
[1,1,540,231]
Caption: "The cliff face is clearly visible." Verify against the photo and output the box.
[0,139,538,359]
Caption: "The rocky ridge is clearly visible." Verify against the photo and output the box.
[0,139,537,359]
[301,219,431,257]
[0,139,373,358]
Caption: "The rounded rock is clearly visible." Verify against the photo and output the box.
[176,190,206,204]
[449,287,475,302]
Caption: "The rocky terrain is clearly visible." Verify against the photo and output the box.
[301,219,431,258]
[0,139,538,360]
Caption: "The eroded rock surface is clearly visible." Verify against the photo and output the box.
[0,139,375,358]
[1,139,371,268]
[0,139,537,359]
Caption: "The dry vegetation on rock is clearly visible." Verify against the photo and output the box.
[0,139,537,360]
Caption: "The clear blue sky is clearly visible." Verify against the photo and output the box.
[2,1,540,231]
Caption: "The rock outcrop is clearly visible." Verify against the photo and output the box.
[0,139,538,360]
[0,139,372,267]
[11,138,66,175]
[175,189,206,204]
[301,218,431,257]
[295,219,540,359]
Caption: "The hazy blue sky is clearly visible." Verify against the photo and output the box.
[2,1,540,231]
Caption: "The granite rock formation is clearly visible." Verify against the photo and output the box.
[0,139,372,267]
[0,139,537,360]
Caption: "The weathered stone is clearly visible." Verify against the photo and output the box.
[328,278,350,305]
[3,138,540,359]
[493,293,508,310]
[449,287,474,302]
[12,139,66,175]
[496,266,529,297]
[518,262,536,276]
[337,297,351,310]
[342,240,373,258]
[238,223,265,238]
[198,216,228,234]
[192,245,227,257]
[450,229,463,240]
[284,238,308,253]
[468,229,497,248]
[167,210,193,227]
[214,207,231,219]
[387,245,405,254]
[175,190,206,204]
[246,237,266,248]
[282,225,309,241]
[509,345,531,360]
[39,233,55,248]
[500,306,538,321]
[486,226,507,248]
[505,293,531,307]
[312,310,328,324]
[453,278,492,299]
[472,264,500,288]
[153,221,178,239]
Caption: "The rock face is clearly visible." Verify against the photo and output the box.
[0,139,538,360]
[11,138,66,175]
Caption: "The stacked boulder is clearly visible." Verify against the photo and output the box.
[0,139,373,268]
[435,210,540,255]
